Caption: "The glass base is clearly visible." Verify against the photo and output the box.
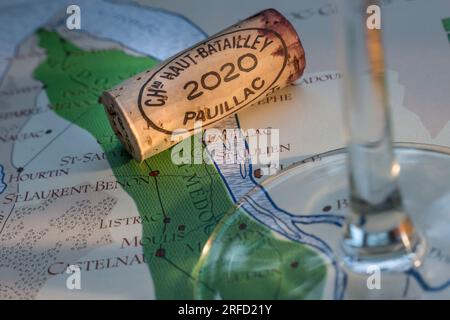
[193,144,450,299]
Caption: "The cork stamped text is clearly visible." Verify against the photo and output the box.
[101,8,305,161]
[138,28,288,134]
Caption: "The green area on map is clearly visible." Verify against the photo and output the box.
[443,17,450,32]
[443,18,450,43]
[194,207,327,299]
[33,29,326,299]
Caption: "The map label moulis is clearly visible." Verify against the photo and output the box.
[101,8,305,162]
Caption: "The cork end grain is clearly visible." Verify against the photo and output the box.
[101,91,145,162]
[258,8,306,85]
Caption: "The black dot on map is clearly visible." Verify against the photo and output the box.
[155,248,165,257]
[149,170,160,177]
[178,224,185,231]
[163,217,171,224]
[239,223,247,230]
[17,167,24,173]
[290,261,299,268]
[136,77,141,81]
[253,169,262,179]
[322,205,332,212]
[45,129,52,134]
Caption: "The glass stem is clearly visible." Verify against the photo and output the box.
[338,0,423,271]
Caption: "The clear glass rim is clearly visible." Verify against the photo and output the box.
[263,142,450,188]
[192,142,450,299]
[198,141,450,247]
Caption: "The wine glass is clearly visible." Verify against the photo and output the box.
[192,0,450,299]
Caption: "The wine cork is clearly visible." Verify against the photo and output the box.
[101,8,306,162]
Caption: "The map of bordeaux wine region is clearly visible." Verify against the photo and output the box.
[0,0,450,299]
